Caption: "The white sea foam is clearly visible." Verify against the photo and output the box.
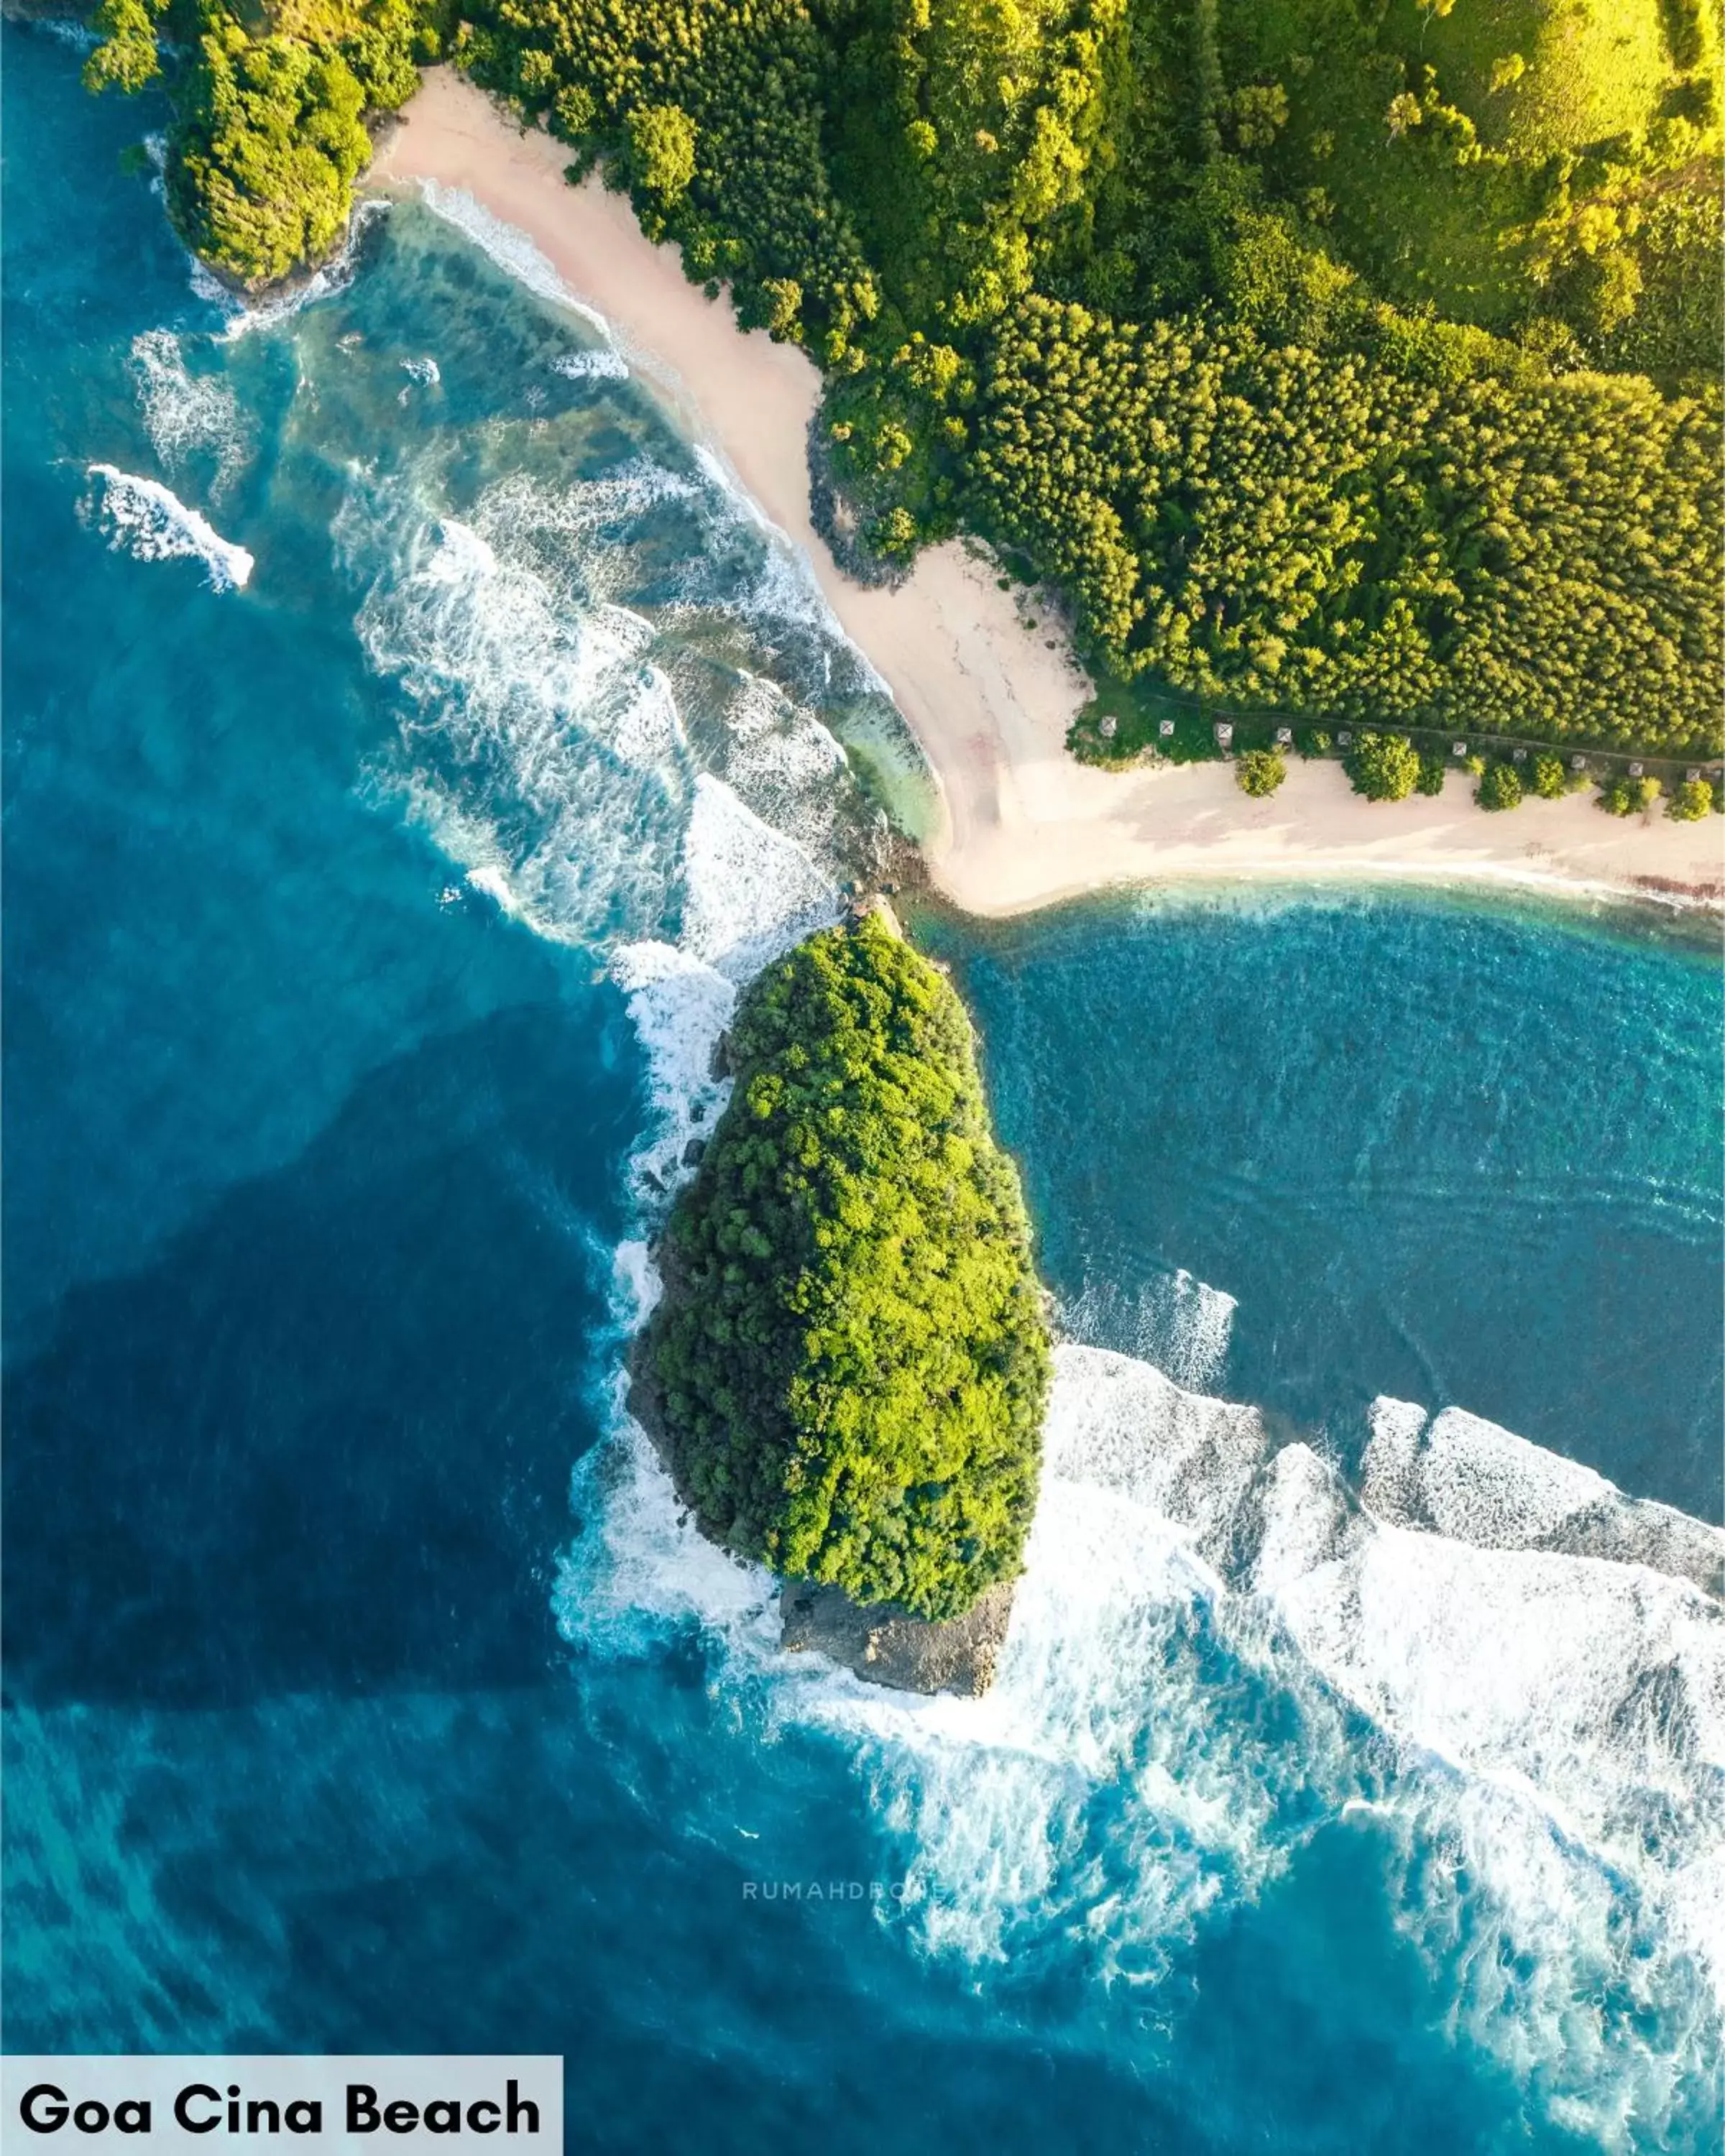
[417,181,614,344]
[561,1317,1724,2132]
[610,938,737,1201]
[129,330,247,493]
[1364,1397,1724,1595]
[349,496,691,946]
[399,356,441,390]
[553,349,630,384]
[344,452,869,960]
[678,774,839,979]
[35,19,99,49]
[1059,1265,1238,1390]
[84,466,253,591]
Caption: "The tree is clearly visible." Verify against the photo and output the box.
[168,26,371,290]
[83,0,162,96]
[1476,761,1523,811]
[1346,732,1422,802]
[628,103,697,208]
[1596,774,1662,816]
[1386,93,1423,140]
[1531,754,1569,798]
[1668,778,1714,819]
[643,913,1051,1622]
[1236,747,1287,796]
[1416,752,1447,796]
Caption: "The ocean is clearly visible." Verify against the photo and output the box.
[5,27,1721,2153]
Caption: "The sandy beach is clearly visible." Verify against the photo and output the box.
[369,73,1725,917]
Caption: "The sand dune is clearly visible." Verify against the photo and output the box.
[369,73,1724,917]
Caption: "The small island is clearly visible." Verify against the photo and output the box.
[632,904,1052,1695]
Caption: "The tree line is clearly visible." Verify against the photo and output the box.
[83,0,1724,761]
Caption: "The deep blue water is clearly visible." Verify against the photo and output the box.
[6,29,1721,2155]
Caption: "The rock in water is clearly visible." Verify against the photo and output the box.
[778,1580,1016,1697]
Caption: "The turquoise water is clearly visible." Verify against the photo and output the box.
[6,29,1722,2154]
[919,887,1724,1519]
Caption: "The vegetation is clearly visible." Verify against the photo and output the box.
[83,0,437,288]
[1346,730,1422,803]
[1667,776,1714,820]
[1531,753,1573,799]
[642,911,1051,1622]
[86,0,1724,766]
[1475,760,1524,812]
[1235,747,1286,797]
[1596,772,1662,816]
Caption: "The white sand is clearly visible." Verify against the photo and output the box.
[369,73,1725,918]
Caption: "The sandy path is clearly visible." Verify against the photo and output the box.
[369,74,1724,916]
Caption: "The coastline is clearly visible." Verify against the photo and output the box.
[368,71,1725,920]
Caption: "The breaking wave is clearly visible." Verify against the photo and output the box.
[553,349,630,384]
[83,465,253,591]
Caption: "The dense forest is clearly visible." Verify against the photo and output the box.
[85,0,1724,761]
[640,911,1051,1621]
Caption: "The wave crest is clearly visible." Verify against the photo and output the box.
[83,466,252,591]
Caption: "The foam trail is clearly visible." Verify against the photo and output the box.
[84,466,253,591]
[129,331,247,493]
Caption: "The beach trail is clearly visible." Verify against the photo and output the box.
[369,73,1725,915]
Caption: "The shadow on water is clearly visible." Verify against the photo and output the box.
[2,996,641,1713]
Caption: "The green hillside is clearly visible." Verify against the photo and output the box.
[83,0,1724,765]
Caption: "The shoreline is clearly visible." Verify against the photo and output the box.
[369,72,1725,921]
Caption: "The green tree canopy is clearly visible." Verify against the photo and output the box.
[1235,747,1286,796]
[169,24,371,287]
[643,912,1051,1622]
[1476,760,1524,811]
[628,101,698,206]
[1346,731,1422,802]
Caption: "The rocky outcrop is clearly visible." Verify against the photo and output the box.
[778,1578,1016,1697]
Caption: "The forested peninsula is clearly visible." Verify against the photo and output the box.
[632,906,1052,1691]
[84,0,1724,770]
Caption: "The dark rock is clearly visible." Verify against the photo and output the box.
[709,1031,733,1081]
[778,1579,1016,1697]
[682,1138,708,1167]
